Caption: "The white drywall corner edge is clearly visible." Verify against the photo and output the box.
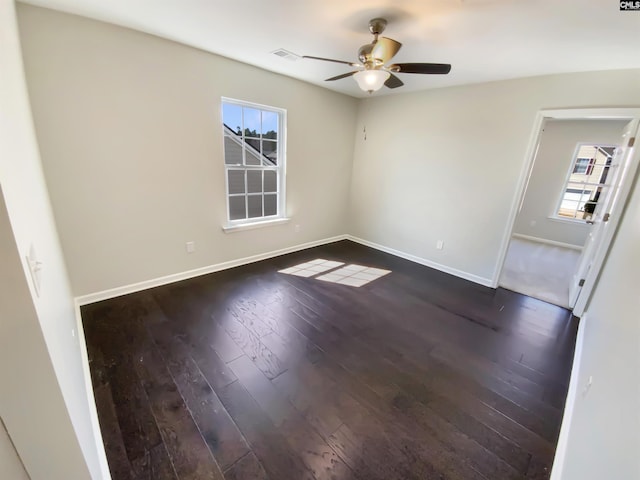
[73,301,112,480]
[550,313,587,480]
[346,235,494,287]
[75,235,348,306]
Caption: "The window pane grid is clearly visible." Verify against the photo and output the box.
[226,186,279,195]
[556,143,616,220]
[222,99,284,224]
[227,165,278,170]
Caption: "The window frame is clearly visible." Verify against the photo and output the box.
[220,97,287,230]
[552,143,617,223]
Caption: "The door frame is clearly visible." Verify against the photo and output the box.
[492,107,640,314]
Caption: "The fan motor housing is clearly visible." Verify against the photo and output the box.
[369,18,387,35]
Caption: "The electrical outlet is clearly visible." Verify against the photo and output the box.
[436,240,444,250]
[186,241,196,253]
[530,220,537,227]
[294,224,301,233]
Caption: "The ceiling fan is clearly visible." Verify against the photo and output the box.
[304,18,451,94]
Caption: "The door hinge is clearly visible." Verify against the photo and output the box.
[579,278,585,287]
[629,137,636,148]
[603,212,610,222]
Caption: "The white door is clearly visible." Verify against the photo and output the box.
[570,119,640,315]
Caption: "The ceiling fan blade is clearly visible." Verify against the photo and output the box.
[303,55,360,67]
[384,73,404,89]
[325,71,358,82]
[389,63,451,74]
[371,37,402,63]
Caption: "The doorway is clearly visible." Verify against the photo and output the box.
[494,108,640,316]
[500,119,626,308]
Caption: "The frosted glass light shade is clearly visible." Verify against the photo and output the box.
[353,69,390,93]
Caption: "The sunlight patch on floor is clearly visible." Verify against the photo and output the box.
[278,259,344,277]
[317,265,391,287]
[279,259,391,287]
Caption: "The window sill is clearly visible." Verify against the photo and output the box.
[222,217,290,233]
[547,216,591,226]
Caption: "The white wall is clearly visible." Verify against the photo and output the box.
[17,4,358,297]
[350,69,640,284]
[0,0,102,478]
[555,169,640,479]
[0,188,93,480]
[0,418,29,480]
[513,119,627,247]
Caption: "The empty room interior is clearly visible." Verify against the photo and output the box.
[2,1,640,480]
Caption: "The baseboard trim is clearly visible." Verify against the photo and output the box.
[512,233,583,251]
[76,233,497,305]
[73,301,112,480]
[550,313,586,480]
[345,235,494,287]
[75,235,348,306]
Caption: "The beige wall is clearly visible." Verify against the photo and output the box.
[514,119,627,247]
[17,4,358,297]
[0,189,93,480]
[555,163,640,479]
[0,418,29,480]
[350,69,640,284]
[1,1,102,477]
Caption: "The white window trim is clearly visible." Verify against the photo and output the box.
[221,97,287,230]
[221,217,290,233]
[546,215,592,226]
[551,142,617,223]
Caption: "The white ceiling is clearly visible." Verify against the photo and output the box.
[19,0,640,98]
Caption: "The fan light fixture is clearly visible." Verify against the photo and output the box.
[353,69,390,93]
[304,17,452,93]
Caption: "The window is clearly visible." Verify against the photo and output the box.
[555,144,616,220]
[221,98,285,226]
[573,158,594,175]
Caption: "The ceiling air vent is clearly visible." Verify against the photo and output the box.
[272,49,300,61]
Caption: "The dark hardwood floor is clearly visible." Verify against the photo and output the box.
[82,240,578,480]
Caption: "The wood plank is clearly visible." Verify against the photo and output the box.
[217,380,316,480]
[227,354,357,480]
[283,273,559,456]
[93,383,134,480]
[130,442,177,479]
[108,356,162,464]
[223,452,269,480]
[148,322,252,471]
[227,355,294,427]
[135,344,225,480]
[190,342,238,391]
[218,316,286,380]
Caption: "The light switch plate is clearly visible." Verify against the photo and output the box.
[26,244,42,297]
